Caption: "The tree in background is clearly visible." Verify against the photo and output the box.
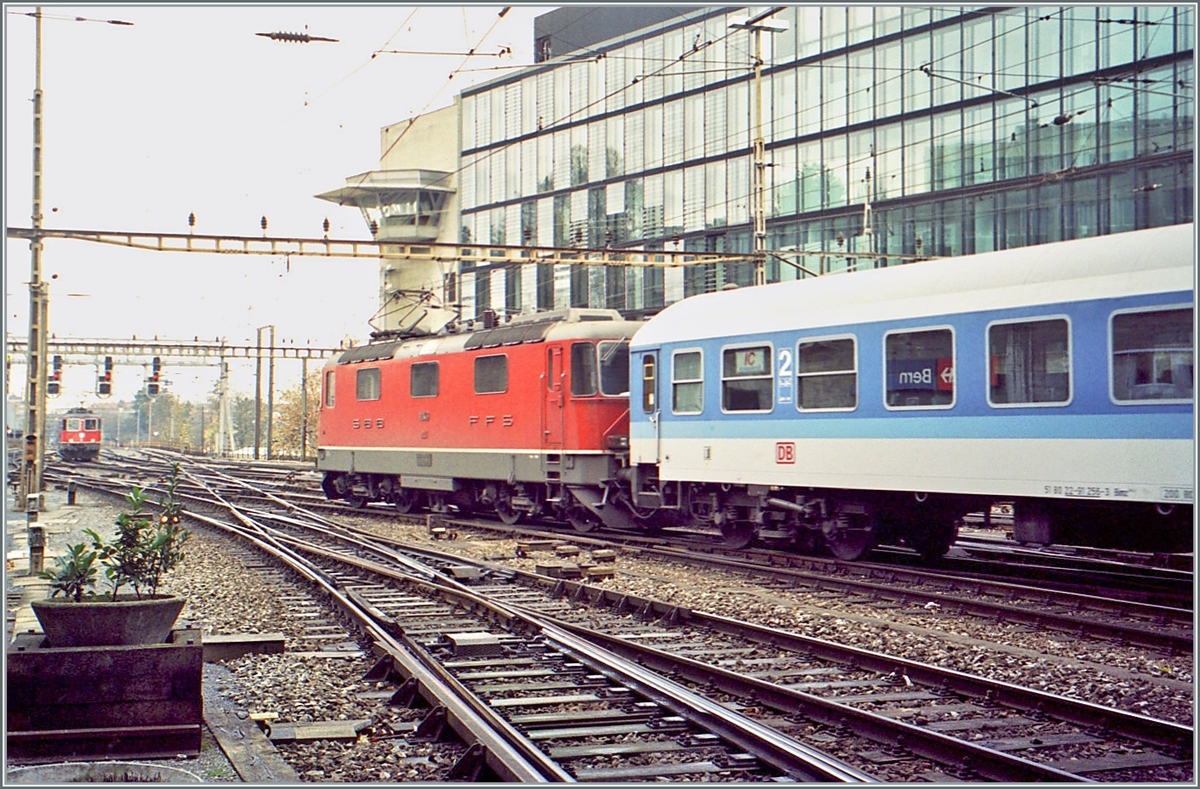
[272,371,321,460]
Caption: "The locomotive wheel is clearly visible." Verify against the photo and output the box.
[720,520,755,550]
[825,512,876,561]
[394,489,419,515]
[495,489,522,525]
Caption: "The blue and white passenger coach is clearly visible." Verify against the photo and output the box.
[627,224,1194,560]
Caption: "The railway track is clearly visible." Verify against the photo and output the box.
[47,453,1194,782]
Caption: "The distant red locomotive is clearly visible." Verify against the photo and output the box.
[317,309,640,527]
[58,406,102,462]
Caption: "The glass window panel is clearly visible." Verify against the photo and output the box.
[356,368,381,401]
[886,329,954,408]
[642,355,656,413]
[822,6,846,50]
[876,7,902,37]
[663,28,684,95]
[797,6,821,58]
[672,350,703,413]
[772,69,797,140]
[995,10,1027,92]
[963,104,995,186]
[571,342,598,396]
[643,35,663,102]
[538,134,554,193]
[684,165,704,233]
[624,110,644,174]
[476,91,491,144]
[874,42,901,121]
[932,25,962,107]
[1063,8,1096,77]
[903,31,932,113]
[625,40,643,107]
[1139,5,1175,59]
[989,319,1071,405]
[933,110,963,190]
[727,80,749,150]
[705,90,727,157]
[849,130,873,204]
[663,100,684,165]
[706,160,726,228]
[589,57,605,117]
[848,49,873,126]
[324,370,335,407]
[1112,308,1193,402]
[685,93,704,159]
[537,70,554,129]
[797,337,856,410]
[799,140,822,212]
[823,133,847,207]
[824,55,848,130]
[1029,9,1060,85]
[904,117,932,195]
[664,170,683,235]
[410,362,438,398]
[722,345,773,412]
[728,156,749,225]
[491,86,504,141]
[522,138,537,195]
[775,7,798,62]
[1137,65,1176,156]
[875,124,902,201]
[600,340,630,396]
[771,143,798,216]
[644,104,663,170]
[474,355,508,394]
[606,115,624,178]
[798,65,821,136]
[570,125,588,186]
[847,6,873,45]
[521,76,537,135]
[589,119,606,184]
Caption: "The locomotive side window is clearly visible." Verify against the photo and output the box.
[672,350,703,414]
[599,340,630,396]
[475,354,508,394]
[571,343,598,396]
[642,355,656,413]
[721,345,773,412]
[356,368,381,401]
[324,370,335,408]
[1111,307,1193,402]
[411,362,439,398]
[885,328,954,408]
[988,318,1070,406]
[797,336,857,410]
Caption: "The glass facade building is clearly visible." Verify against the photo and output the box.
[455,6,1193,318]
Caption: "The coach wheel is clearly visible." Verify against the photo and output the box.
[824,512,877,561]
[394,489,420,515]
[344,493,368,510]
[495,488,522,526]
[909,521,958,563]
[720,520,755,550]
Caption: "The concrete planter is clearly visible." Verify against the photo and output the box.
[31,594,185,647]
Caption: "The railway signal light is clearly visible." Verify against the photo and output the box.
[97,356,113,397]
[146,356,161,397]
[47,355,62,396]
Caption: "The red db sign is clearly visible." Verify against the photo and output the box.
[776,442,795,464]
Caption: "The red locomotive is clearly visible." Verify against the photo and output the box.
[317,309,640,528]
[58,406,102,462]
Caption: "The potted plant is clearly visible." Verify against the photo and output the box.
[32,463,192,647]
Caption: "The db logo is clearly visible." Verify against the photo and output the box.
[775,442,796,464]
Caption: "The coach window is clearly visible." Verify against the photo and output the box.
[356,367,381,401]
[642,355,657,413]
[885,328,954,408]
[672,350,703,414]
[411,361,439,398]
[475,354,508,394]
[571,343,598,396]
[722,345,773,412]
[324,370,335,407]
[797,336,857,410]
[599,340,630,396]
[1111,307,1193,403]
[988,318,1070,406]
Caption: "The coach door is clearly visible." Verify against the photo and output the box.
[543,345,564,449]
[642,351,661,463]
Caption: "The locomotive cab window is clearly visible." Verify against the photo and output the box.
[84,418,99,431]
[65,419,80,431]
[722,345,773,412]
[797,336,857,410]
[475,354,508,394]
[1111,307,1193,403]
[988,318,1070,406]
[672,350,703,414]
[411,362,439,398]
[885,328,954,408]
[324,370,335,408]
[356,368,381,401]
[571,343,598,396]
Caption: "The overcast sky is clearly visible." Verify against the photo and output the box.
[5,3,550,403]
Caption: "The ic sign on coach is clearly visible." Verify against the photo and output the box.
[888,358,954,391]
